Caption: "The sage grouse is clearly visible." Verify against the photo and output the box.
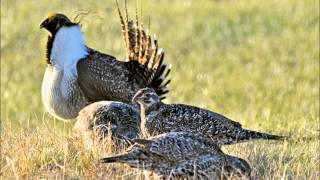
[40,10,170,120]
[73,101,141,149]
[100,132,251,179]
[132,88,285,145]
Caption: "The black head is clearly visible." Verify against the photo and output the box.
[40,13,76,34]
[132,88,161,109]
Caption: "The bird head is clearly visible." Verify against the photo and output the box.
[132,88,161,110]
[40,13,76,34]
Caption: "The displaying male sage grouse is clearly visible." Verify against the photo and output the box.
[100,132,251,179]
[73,101,141,149]
[132,88,285,145]
[40,9,170,120]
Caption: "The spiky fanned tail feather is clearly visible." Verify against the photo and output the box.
[115,0,171,99]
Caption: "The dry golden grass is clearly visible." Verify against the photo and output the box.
[1,122,319,179]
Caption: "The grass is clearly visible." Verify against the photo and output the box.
[1,0,319,179]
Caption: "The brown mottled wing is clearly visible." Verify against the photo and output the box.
[154,104,242,133]
[145,132,223,161]
[116,1,171,99]
[158,155,224,178]
[160,155,251,179]
[77,49,141,103]
[151,104,284,145]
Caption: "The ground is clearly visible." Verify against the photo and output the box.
[1,0,319,179]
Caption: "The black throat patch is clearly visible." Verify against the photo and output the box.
[46,35,54,65]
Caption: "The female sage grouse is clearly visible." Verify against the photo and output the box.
[40,6,170,120]
[100,132,251,179]
[73,101,141,149]
[132,88,285,145]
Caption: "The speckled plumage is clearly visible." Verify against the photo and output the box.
[100,132,251,179]
[74,101,141,149]
[133,88,285,145]
[40,12,170,120]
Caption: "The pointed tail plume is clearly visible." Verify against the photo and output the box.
[115,0,171,99]
[222,129,287,145]
[100,149,141,164]
[240,129,286,141]
[100,154,129,163]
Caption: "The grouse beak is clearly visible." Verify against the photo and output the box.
[40,18,49,29]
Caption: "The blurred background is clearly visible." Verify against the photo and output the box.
[1,0,319,178]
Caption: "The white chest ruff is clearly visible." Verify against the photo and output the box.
[50,26,88,80]
[42,26,88,120]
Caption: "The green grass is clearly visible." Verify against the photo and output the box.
[1,0,319,179]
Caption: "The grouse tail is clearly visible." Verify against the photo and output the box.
[100,154,129,163]
[224,129,287,145]
[115,0,171,99]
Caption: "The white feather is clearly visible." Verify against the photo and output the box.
[50,25,88,98]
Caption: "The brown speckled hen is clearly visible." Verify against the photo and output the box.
[132,88,286,145]
[100,132,251,179]
[73,101,141,149]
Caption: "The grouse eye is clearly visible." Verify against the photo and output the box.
[145,93,151,98]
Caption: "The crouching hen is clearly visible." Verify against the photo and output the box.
[74,101,141,149]
[100,132,251,179]
[132,88,286,145]
[40,10,170,120]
